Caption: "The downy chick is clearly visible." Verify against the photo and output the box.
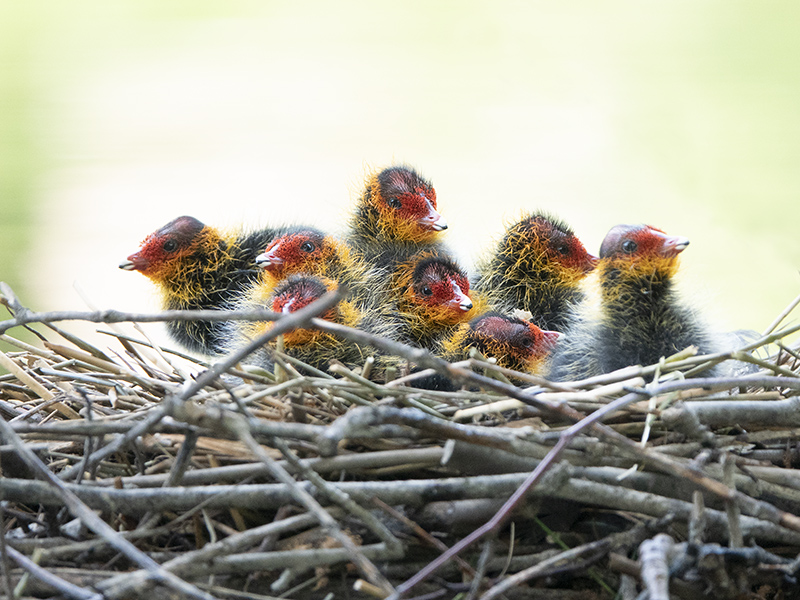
[255,228,370,300]
[120,215,286,354]
[233,275,373,373]
[547,224,719,381]
[384,250,490,350]
[473,212,597,331]
[346,165,448,270]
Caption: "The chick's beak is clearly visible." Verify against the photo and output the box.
[660,235,690,258]
[119,252,148,271]
[418,198,448,231]
[255,250,282,268]
[449,283,473,312]
[540,329,562,350]
[281,298,295,314]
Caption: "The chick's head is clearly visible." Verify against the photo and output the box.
[366,166,447,243]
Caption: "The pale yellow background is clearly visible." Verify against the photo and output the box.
[3,2,799,350]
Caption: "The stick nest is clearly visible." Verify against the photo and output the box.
[1,283,800,600]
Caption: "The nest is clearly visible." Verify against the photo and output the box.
[1,282,800,600]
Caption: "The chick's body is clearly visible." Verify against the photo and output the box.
[473,213,597,332]
[548,224,718,381]
[120,216,286,355]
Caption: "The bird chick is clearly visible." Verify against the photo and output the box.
[547,224,717,381]
[119,215,285,355]
[347,165,448,269]
[234,275,371,373]
[441,312,561,375]
[254,228,370,299]
[386,251,489,350]
[473,212,597,331]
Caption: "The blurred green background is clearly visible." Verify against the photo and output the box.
[2,1,799,351]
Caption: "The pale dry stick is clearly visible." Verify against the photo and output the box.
[762,289,800,337]
[84,446,445,488]
[451,376,647,421]
[11,419,199,438]
[465,536,494,600]
[40,491,324,571]
[330,363,445,416]
[723,455,744,548]
[166,543,393,579]
[137,429,200,532]
[730,350,800,378]
[0,349,79,419]
[444,441,777,503]
[637,534,675,600]
[56,401,174,482]
[319,406,572,462]
[170,287,345,406]
[99,329,213,365]
[384,359,473,388]
[0,285,287,335]
[648,324,800,380]
[0,503,14,599]
[689,491,707,546]
[0,333,62,360]
[329,380,800,504]
[130,320,194,381]
[372,393,800,596]
[0,471,537,517]
[0,413,218,600]
[663,395,800,429]
[4,460,800,544]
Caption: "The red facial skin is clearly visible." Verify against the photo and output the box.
[413,263,473,315]
[473,315,560,360]
[120,216,207,279]
[517,216,598,276]
[256,230,330,277]
[378,168,446,232]
[363,167,448,245]
[600,225,690,261]
[597,224,690,306]
[271,278,337,321]
[546,232,599,274]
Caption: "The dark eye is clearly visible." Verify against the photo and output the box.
[421,286,433,296]
[621,240,637,254]
[556,244,570,255]
[388,197,402,209]
[163,239,178,253]
[300,241,316,253]
[520,336,533,348]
